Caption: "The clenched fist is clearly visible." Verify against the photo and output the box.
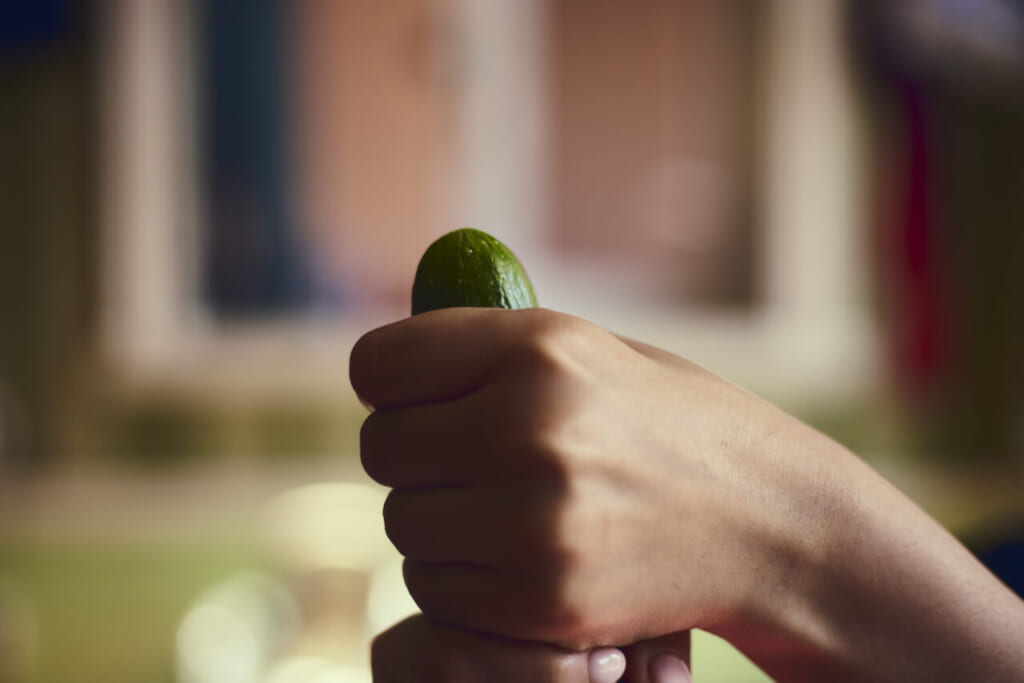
[352,308,1024,682]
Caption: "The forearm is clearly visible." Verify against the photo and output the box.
[713,445,1024,682]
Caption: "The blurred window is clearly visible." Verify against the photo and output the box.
[192,0,757,318]
[100,0,872,404]
[200,0,315,318]
[549,0,755,307]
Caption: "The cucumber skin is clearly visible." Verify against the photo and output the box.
[411,228,538,315]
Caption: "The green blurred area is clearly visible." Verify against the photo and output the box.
[0,538,257,683]
[4,437,1023,683]
[0,537,774,683]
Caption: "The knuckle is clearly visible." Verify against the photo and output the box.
[369,630,399,679]
[548,533,583,575]
[358,412,390,484]
[514,562,608,651]
[519,311,586,368]
[358,412,378,455]
[537,600,604,651]
[401,561,436,613]
[536,548,581,600]
[502,401,585,491]
[514,502,577,568]
[495,373,579,454]
[531,597,591,650]
[494,312,583,388]
[349,329,381,400]
[529,410,581,465]
[382,490,414,553]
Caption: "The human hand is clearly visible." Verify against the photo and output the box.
[370,614,691,683]
[350,307,841,647]
[351,307,1024,681]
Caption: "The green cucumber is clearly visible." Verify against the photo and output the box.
[411,228,538,314]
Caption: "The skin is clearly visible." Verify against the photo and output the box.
[350,307,1024,682]
[370,614,691,683]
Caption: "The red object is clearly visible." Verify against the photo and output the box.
[883,87,949,399]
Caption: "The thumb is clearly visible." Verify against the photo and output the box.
[621,630,692,683]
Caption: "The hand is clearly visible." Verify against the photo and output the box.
[370,614,691,683]
[351,308,1024,681]
[350,307,837,647]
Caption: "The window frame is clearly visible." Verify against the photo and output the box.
[97,0,877,407]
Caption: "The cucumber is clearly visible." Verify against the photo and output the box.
[411,228,538,314]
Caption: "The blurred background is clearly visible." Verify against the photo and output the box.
[2,0,1023,681]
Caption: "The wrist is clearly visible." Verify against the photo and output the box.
[710,443,1024,682]
[701,429,884,679]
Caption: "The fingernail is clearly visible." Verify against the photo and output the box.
[588,648,626,683]
[649,653,692,683]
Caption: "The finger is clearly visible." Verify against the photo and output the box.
[350,307,523,409]
[589,647,629,683]
[384,484,559,569]
[383,487,500,565]
[360,376,551,488]
[403,559,562,643]
[621,630,692,683]
[360,397,486,488]
[372,613,599,682]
